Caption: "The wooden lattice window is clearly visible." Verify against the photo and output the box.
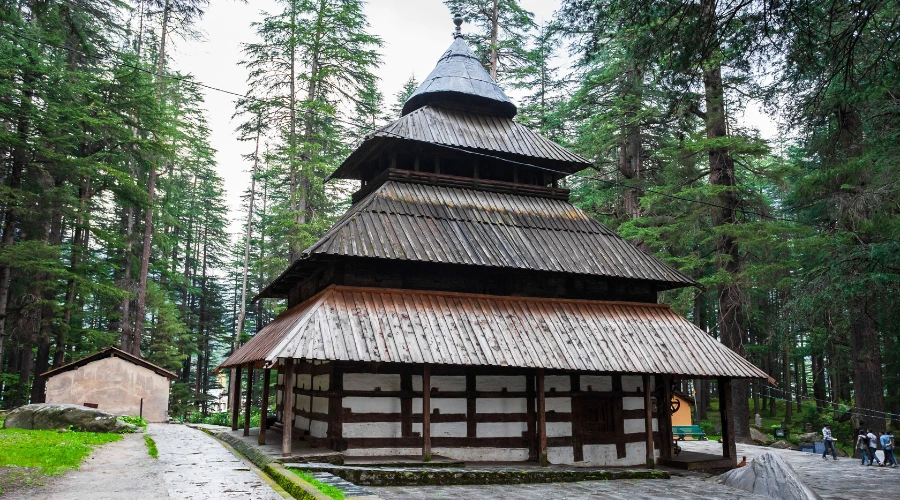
[582,397,616,436]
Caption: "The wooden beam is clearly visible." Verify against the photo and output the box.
[537,368,547,466]
[643,373,655,468]
[231,365,242,431]
[282,359,295,457]
[259,368,271,445]
[719,377,737,463]
[657,374,674,460]
[244,364,253,436]
[526,374,537,461]
[422,363,432,462]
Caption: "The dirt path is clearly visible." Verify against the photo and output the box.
[4,432,168,500]
[6,424,283,500]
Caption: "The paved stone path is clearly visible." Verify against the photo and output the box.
[678,440,897,500]
[149,423,285,499]
[371,475,768,499]
[7,424,285,499]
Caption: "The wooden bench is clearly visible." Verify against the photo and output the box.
[673,425,708,441]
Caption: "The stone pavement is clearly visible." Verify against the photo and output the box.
[678,440,897,500]
[370,475,769,499]
[148,423,286,499]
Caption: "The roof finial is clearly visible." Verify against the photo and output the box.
[453,13,463,39]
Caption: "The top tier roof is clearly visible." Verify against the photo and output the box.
[401,36,517,119]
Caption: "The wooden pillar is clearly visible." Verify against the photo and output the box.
[526,374,537,461]
[643,373,655,468]
[656,374,674,460]
[259,368,271,445]
[537,368,548,467]
[231,365,242,431]
[719,377,737,462]
[422,363,432,462]
[281,358,295,457]
[243,364,253,436]
[570,374,583,462]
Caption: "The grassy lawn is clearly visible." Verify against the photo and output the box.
[0,428,121,495]
[291,469,345,500]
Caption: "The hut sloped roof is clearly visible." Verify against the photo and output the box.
[259,180,695,298]
[219,285,771,381]
[328,105,590,181]
[401,37,516,118]
[41,346,178,379]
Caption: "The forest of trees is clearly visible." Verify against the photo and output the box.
[1,0,897,441]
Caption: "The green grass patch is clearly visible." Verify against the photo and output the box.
[290,469,344,500]
[0,429,121,474]
[118,415,148,430]
[144,435,158,458]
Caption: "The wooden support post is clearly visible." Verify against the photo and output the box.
[259,368,271,445]
[422,363,431,462]
[656,374,674,460]
[526,374,537,461]
[537,368,548,467]
[231,365,242,431]
[643,373,655,468]
[244,364,253,436]
[719,377,737,463]
[282,359,295,457]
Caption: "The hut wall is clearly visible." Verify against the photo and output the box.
[44,356,170,422]
[275,359,331,441]
[273,362,659,466]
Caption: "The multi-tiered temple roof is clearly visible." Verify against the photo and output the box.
[222,24,767,383]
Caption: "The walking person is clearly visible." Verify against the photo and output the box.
[866,429,882,466]
[822,424,838,460]
[857,430,872,465]
[880,431,897,468]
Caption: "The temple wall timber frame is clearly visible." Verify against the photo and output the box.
[274,360,662,466]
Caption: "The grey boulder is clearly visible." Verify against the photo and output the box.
[718,452,822,500]
[3,403,136,433]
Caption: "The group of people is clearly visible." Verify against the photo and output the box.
[821,424,897,467]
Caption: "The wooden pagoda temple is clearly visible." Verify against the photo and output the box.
[219,18,769,468]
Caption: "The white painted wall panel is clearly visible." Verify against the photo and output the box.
[432,376,467,392]
[476,398,527,413]
[298,394,311,412]
[622,397,644,410]
[582,444,617,464]
[477,421,527,437]
[412,422,467,438]
[544,376,570,392]
[547,421,572,438]
[581,376,612,392]
[412,397,467,414]
[343,396,402,413]
[476,376,526,392]
[621,375,643,392]
[344,373,402,391]
[311,396,329,414]
[623,418,645,434]
[548,446,574,464]
[310,420,328,438]
[343,422,401,438]
[298,374,311,390]
[434,447,530,462]
[545,397,571,413]
[312,374,329,391]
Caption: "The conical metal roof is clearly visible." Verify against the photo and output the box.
[401,36,517,118]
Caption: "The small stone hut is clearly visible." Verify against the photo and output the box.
[41,346,176,422]
[219,18,770,468]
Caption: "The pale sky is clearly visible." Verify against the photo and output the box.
[168,0,561,235]
[168,0,774,236]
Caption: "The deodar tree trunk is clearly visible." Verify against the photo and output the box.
[701,0,750,443]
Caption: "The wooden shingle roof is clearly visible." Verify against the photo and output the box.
[329,105,590,181]
[402,36,516,118]
[220,285,770,381]
[258,180,695,298]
